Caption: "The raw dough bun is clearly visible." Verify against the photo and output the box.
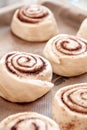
[52,83,87,130]
[11,5,58,42]
[0,51,53,102]
[43,34,87,77]
[0,112,60,130]
[77,18,87,40]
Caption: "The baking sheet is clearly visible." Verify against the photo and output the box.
[0,1,87,121]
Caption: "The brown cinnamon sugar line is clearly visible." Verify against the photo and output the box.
[61,88,87,114]
[55,37,87,55]
[17,6,49,23]
[11,117,42,130]
[5,53,46,76]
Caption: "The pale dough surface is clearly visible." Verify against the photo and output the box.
[0,112,60,130]
[43,34,87,77]
[52,83,87,130]
[77,18,87,40]
[11,6,58,42]
[0,52,53,102]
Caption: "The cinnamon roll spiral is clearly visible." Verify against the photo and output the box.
[11,5,58,42]
[0,112,60,130]
[52,83,87,130]
[6,52,46,79]
[0,51,53,102]
[18,5,48,23]
[43,34,87,76]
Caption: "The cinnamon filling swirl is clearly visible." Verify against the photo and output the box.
[53,35,87,55]
[5,52,46,76]
[61,86,87,114]
[11,117,47,130]
[17,5,49,23]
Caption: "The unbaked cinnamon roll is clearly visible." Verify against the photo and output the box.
[0,112,60,130]
[43,34,87,77]
[77,18,87,40]
[0,51,53,102]
[11,5,58,42]
[52,83,87,130]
